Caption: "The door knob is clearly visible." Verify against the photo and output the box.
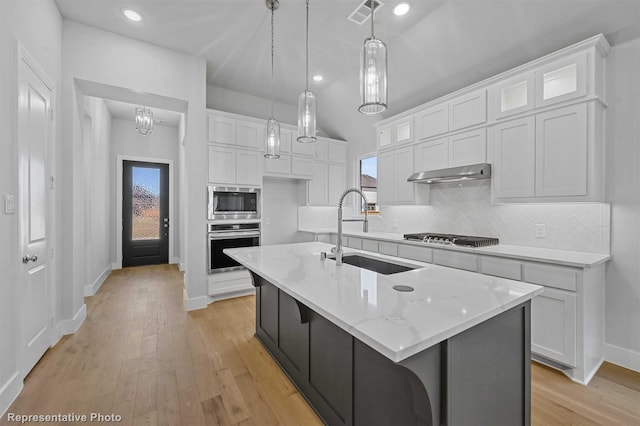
[22,255,38,264]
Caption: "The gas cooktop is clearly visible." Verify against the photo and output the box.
[403,233,499,248]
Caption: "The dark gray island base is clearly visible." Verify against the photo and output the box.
[250,271,532,426]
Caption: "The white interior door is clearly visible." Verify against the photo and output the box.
[18,51,53,377]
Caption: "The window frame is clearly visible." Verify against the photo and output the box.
[354,152,380,215]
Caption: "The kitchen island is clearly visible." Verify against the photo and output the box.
[225,242,543,426]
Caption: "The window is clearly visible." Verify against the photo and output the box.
[359,155,379,213]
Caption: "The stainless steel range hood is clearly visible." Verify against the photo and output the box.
[408,163,491,184]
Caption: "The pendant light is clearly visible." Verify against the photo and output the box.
[264,0,281,159]
[297,0,316,143]
[135,106,154,135]
[358,1,387,115]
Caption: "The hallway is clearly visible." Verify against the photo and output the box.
[1,265,639,425]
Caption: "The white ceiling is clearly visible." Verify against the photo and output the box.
[55,0,640,137]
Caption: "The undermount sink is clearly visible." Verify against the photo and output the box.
[330,254,417,275]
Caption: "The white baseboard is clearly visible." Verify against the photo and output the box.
[111,262,121,270]
[84,264,112,297]
[0,371,23,419]
[183,289,209,311]
[209,287,255,303]
[170,256,179,265]
[178,261,185,272]
[605,343,640,373]
[60,304,87,335]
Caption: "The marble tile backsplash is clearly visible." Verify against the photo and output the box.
[299,180,611,254]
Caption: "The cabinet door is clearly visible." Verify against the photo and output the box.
[292,138,315,157]
[308,163,329,205]
[394,117,413,144]
[377,125,393,149]
[236,120,263,149]
[449,89,487,131]
[415,138,448,172]
[433,250,478,272]
[449,129,486,167]
[208,115,235,144]
[264,155,291,176]
[489,72,535,120]
[208,145,236,184]
[535,104,587,197]
[314,137,329,161]
[377,151,395,204]
[328,141,347,164]
[236,149,262,186]
[535,51,587,108]
[291,156,314,179]
[328,164,346,206]
[416,103,448,140]
[279,128,292,154]
[393,146,415,203]
[491,117,535,199]
[531,287,577,367]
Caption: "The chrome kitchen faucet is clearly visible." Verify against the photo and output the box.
[324,188,369,265]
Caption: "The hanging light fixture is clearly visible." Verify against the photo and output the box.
[135,106,154,135]
[358,1,387,115]
[264,0,281,158]
[297,0,316,143]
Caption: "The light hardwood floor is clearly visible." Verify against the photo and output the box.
[1,264,638,425]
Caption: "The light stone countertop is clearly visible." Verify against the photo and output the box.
[225,242,543,363]
[298,228,611,268]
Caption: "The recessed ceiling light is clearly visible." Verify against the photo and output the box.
[312,75,323,82]
[122,9,143,22]
[393,2,411,16]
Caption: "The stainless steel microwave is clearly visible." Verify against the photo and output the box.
[207,186,260,220]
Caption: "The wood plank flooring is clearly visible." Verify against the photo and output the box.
[1,264,639,425]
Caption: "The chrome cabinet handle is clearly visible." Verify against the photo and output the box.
[22,255,38,264]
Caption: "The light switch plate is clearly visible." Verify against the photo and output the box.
[4,194,15,214]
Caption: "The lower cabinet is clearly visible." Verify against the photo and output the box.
[530,287,577,367]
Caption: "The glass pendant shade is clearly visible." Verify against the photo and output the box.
[297,90,317,143]
[358,37,388,115]
[135,106,154,135]
[264,118,281,159]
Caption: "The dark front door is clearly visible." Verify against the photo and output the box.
[122,160,169,267]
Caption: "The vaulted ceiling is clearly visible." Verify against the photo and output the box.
[55,0,640,140]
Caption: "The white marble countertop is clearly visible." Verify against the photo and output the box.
[298,228,611,268]
[225,242,543,363]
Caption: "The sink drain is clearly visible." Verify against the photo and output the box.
[393,285,414,292]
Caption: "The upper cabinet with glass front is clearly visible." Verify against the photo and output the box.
[489,72,535,120]
[535,52,588,108]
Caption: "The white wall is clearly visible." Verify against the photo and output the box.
[0,0,61,416]
[111,118,181,262]
[262,178,300,246]
[604,37,640,367]
[61,20,207,313]
[83,97,113,292]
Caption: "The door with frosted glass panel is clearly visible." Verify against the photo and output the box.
[122,161,169,267]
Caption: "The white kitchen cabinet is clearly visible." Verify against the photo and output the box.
[536,52,587,108]
[448,128,486,167]
[361,239,379,253]
[415,103,448,140]
[236,120,263,150]
[208,115,235,144]
[491,116,536,199]
[397,245,433,263]
[478,256,522,280]
[208,145,235,184]
[449,89,487,131]
[535,104,587,197]
[378,242,398,257]
[523,262,578,292]
[314,137,329,161]
[328,141,347,164]
[433,250,478,272]
[378,146,418,205]
[279,128,292,154]
[291,156,313,179]
[264,155,291,176]
[328,164,346,205]
[531,287,577,367]
[236,149,262,186]
[307,163,329,205]
[377,125,392,149]
[414,138,448,172]
[489,72,535,120]
[394,117,414,144]
[292,138,315,156]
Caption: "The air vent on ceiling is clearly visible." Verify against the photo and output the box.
[347,0,384,26]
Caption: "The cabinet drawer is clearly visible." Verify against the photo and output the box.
[347,237,363,249]
[433,250,478,272]
[479,256,522,280]
[361,239,379,253]
[523,262,577,291]
[378,242,398,257]
[397,245,433,263]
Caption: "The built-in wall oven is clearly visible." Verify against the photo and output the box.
[207,222,260,274]
[208,186,260,221]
